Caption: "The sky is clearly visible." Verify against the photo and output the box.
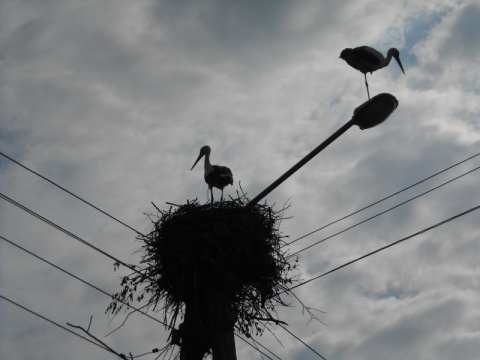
[1,0,480,359]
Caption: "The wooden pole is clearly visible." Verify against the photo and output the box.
[211,290,237,360]
[180,298,211,360]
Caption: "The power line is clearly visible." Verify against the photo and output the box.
[291,164,480,256]
[1,191,284,359]
[5,148,477,359]
[249,337,282,360]
[279,324,326,360]
[4,149,479,251]
[0,234,170,329]
[0,191,141,275]
[0,293,164,360]
[1,153,310,358]
[234,335,277,360]
[0,234,279,360]
[0,194,321,360]
[0,151,145,236]
[288,203,480,291]
[0,293,111,355]
[287,151,480,247]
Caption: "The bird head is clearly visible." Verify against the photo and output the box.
[191,145,211,170]
[389,48,405,75]
[339,48,353,60]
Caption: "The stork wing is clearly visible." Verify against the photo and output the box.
[213,165,233,185]
[356,46,382,66]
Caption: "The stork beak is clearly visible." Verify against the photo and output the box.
[394,53,405,75]
[190,153,204,170]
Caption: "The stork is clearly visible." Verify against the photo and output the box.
[191,145,233,204]
[340,46,405,99]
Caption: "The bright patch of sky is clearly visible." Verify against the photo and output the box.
[402,9,451,66]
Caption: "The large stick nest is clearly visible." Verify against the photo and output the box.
[107,195,298,340]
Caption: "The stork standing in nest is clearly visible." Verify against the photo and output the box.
[340,46,405,99]
[191,145,233,204]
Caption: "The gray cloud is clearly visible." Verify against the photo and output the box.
[1,1,479,359]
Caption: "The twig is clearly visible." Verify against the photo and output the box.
[87,315,93,332]
[247,315,288,326]
[165,202,181,207]
[151,202,162,213]
[105,303,151,337]
[66,321,128,359]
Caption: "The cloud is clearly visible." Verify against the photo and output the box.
[1,1,480,359]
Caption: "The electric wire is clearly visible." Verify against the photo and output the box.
[0,192,142,276]
[0,293,164,359]
[11,152,478,358]
[5,149,479,252]
[249,337,282,360]
[288,203,480,291]
[0,197,306,359]
[0,151,145,236]
[0,293,111,355]
[279,324,326,360]
[291,164,480,256]
[0,234,170,329]
[0,234,280,360]
[234,335,277,360]
[287,151,480,247]
[3,149,478,360]
[0,153,310,358]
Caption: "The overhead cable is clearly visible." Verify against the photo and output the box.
[279,324,326,360]
[234,335,277,360]
[0,234,169,328]
[291,164,480,255]
[0,293,110,354]
[1,234,279,360]
[288,151,480,246]
[289,203,480,291]
[0,151,144,236]
[0,192,141,275]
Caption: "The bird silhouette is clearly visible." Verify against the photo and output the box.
[191,145,233,204]
[340,46,405,99]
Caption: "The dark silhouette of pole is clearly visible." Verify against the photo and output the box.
[211,290,237,360]
[247,93,398,207]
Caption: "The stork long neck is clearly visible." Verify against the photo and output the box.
[383,49,394,68]
[204,153,213,172]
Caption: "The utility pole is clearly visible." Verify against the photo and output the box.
[180,286,237,360]
[210,289,237,360]
[110,93,399,360]
[179,296,210,360]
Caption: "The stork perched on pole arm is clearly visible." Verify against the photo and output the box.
[191,145,233,204]
[340,46,405,99]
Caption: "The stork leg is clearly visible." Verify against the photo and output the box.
[364,73,370,99]
[220,189,224,203]
[210,187,214,205]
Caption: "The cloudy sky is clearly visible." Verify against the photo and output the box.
[1,0,480,359]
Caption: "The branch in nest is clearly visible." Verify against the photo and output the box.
[287,289,325,325]
[246,315,288,326]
